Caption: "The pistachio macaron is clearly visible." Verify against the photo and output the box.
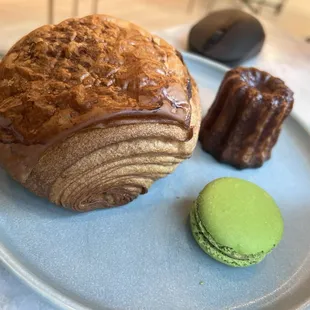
[190,177,284,267]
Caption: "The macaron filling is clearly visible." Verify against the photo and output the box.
[191,202,266,266]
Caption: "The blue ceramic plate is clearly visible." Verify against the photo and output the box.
[1,53,310,310]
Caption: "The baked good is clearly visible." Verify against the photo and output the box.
[190,177,284,267]
[199,67,294,169]
[0,15,201,211]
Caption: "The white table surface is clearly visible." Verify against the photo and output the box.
[1,21,310,310]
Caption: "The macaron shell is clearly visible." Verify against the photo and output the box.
[190,205,264,267]
[197,178,284,256]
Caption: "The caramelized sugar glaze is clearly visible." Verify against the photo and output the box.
[199,67,294,169]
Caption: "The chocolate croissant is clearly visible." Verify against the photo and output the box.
[0,15,201,211]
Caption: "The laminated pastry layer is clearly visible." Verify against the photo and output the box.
[24,85,200,211]
[0,15,200,192]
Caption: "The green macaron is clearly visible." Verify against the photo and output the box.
[190,177,284,267]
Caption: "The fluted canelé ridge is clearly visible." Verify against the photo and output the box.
[199,67,294,169]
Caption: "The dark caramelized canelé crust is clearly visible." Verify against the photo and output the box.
[0,15,192,146]
[199,67,294,169]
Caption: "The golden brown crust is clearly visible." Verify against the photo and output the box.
[0,15,201,211]
[0,14,191,145]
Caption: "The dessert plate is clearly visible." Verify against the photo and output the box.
[1,52,310,310]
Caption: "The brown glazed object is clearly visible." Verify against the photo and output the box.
[199,67,293,169]
[0,15,201,211]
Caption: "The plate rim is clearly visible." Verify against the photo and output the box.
[1,51,309,310]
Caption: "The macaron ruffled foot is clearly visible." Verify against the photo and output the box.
[190,178,284,267]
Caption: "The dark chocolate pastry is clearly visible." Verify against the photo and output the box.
[199,67,293,169]
[0,15,201,211]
